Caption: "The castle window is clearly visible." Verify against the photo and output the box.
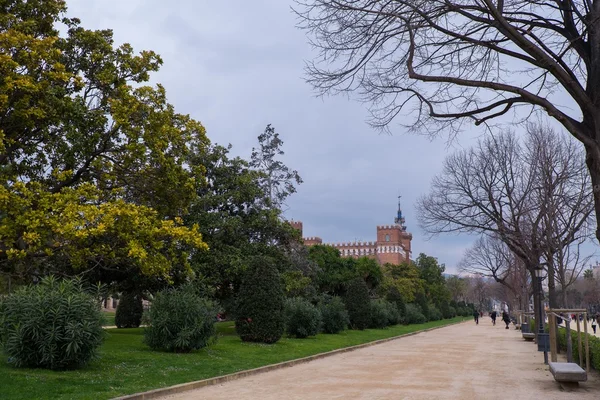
[385,234,390,242]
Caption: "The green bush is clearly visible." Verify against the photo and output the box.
[284,298,322,338]
[448,306,457,318]
[369,300,400,328]
[0,276,104,370]
[405,303,427,324]
[144,285,217,353]
[369,299,391,329]
[556,326,600,371]
[344,278,371,330]
[385,286,406,324]
[429,306,443,321]
[319,296,349,334]
[416,293,430,321]
[235,258,285,344]
[115,292,143,328]
[439,302,453,319]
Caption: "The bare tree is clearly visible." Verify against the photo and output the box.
[460,234,531,309]
[417,125,592,323]
[295,0,600,242]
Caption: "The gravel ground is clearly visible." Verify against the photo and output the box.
[161,318,600,400]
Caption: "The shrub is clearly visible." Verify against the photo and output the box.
[144,285,217,353]
[319,296,349,334]
[284,297,322,338]
[235,258,285,344]
[405,303,427,324]
[385,286,406,324]
[439,302,453,319]
[416,292,430,321]
[115,292,143,328]
[448,306,457,318]
[0,276,104,370]
[369,299,391,329]
[429,306,443,321]
[344,277,371,330]
[556,327,600,371]
[370,300,401,328]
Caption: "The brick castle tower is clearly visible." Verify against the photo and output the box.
[291,197,412,265]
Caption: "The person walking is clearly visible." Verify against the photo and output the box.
[592,317,597,335]
[490,310,497,326]
[473,310,479,325]
[502,311,511,329]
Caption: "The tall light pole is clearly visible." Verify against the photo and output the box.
[535,266,549,364]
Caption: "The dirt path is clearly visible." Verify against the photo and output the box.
[162,318,600,400]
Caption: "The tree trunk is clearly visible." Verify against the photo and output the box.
[547,257,559,309]
[585,144,600,244]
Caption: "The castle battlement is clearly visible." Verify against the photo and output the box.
[377,224,402,230]
[289,197,412,265]
[333,241,376,247]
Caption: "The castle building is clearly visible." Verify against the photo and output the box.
[291,197,413,265]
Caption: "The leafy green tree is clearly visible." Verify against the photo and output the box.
[250,124,302,209]
[115,292,144,328]
[0,0,208,283]
[309,245,359,295]
[186,144,298,311]
[344,277,371,330]
[235,257,285,344]
[380,262,422,303]
[351,256,383,291]
[415,253,451,309]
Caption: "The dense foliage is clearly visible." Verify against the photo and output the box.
[318,296,349,334]
[0,0,208,286]
[344,277,372,330]
[284,298,322,338]
[144,286,217,353]
[405,304,427,324]
[235,258,285,344]
[115,293,144,328]
[0,277,104,370]
[370,300,400,328]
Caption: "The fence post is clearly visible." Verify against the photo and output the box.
[549,312,557,363]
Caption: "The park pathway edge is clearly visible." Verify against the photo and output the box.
[112,319,467,400]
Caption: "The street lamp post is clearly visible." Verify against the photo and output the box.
[535,267,549,364]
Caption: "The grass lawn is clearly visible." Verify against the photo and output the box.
[102,311,116,327]
[0,316,465,400]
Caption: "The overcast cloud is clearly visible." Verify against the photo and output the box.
[65,0,505,273]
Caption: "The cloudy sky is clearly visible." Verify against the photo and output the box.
[66,0,501,273]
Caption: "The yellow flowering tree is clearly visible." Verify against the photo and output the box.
[0,0,208,285]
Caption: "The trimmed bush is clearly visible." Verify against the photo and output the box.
[439,302,453,319]
[284,298,322,338]
[448,306,457,318]
[115,292,143,328]
[405,303,427,324]
[556,327,600,371]
[144,285,217,353]
[0,276,104,370]
[235,258,285,344]
[319,296,349,334]
[370,300,400,328]
[429,306,443,321]
[344,277,371,330]
[369,299,391,328]
[385,286,406,324]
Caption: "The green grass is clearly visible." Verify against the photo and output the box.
[0,317,465,400]
[102,311,115,327]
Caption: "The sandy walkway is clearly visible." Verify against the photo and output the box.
[162,318,600,400]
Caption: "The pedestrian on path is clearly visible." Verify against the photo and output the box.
[592,317,597,335]
[473,310,479,325]
[490,310,497,326]
[502,311,511,329]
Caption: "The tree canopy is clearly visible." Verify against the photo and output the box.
[0,0,208,284]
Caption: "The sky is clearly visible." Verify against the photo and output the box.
[65,0,506,274]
